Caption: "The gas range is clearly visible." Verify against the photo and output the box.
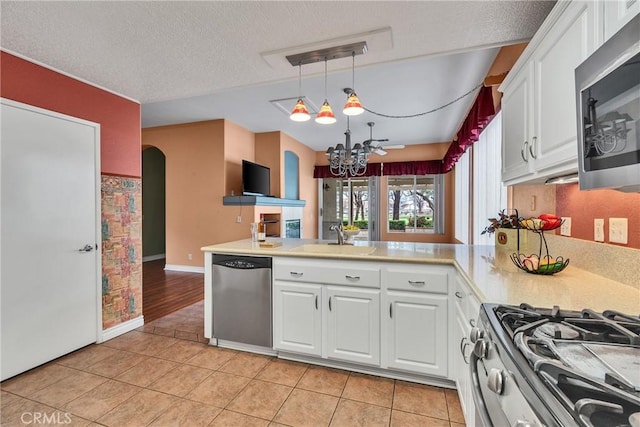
[471,303,640,427]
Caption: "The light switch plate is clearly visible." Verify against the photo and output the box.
[561,217,572,236]
[609,218,628,244]
[594,218,604,242]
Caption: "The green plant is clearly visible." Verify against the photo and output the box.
[389,220,406,231]
[481,210,523,235]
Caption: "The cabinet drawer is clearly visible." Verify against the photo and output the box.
[274,259,380,288]
[384,266,449,294]
[454,275,481,329]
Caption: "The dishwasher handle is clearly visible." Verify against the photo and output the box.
[212,254,272,270]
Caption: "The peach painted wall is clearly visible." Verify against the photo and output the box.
[556,184,640,249]
[1,51,141,177]
[255,132,282,198]
[281,132,319,239]
[224,121,255,196]
[314,142,451,166]
[142,120,255,267]
[485,43,528,111]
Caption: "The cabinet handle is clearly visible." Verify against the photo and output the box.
[460,337,470,365]
[455,291,464,299]
[290,271,303,277]
[329,296,332,311]
[469,319,477,327]
[521,140,529,162]
[345,275,360,280]
[529,136,537,159]
[408,280,425,286]
[315,295,318,310]
[389,303,393,318]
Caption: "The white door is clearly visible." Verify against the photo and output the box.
[273,281,322,356]
[1,99,100,381]
[326,286,380,366]
[387,291,448,377]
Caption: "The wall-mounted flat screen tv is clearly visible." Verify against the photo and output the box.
[242,160,271,196]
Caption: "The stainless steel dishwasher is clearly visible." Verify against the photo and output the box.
[211,254,272,348]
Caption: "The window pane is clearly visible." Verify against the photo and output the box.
[387,174,442,233]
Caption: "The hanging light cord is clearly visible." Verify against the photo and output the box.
[324,57,328,99]
[297,63,302,97]
[364,81,484,119]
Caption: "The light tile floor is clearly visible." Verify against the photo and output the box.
[1,301,466,426]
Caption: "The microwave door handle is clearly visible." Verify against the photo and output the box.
[470,352,494,427]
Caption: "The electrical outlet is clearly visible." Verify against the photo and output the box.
[594,218,604,242]
[187,253,193,261]
[609,218,628,244]
[236,215,242,223]
[560,217,571,236]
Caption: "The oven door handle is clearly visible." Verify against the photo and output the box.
[470,352,494,427]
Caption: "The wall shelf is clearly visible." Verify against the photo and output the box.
[222,196,306,207]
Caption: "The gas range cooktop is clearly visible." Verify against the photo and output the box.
[492,304,640,427]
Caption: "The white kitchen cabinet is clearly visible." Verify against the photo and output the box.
[501,63,534,182]
[273,281,322,357]
[273,258,380,365]
[326,286,380,366]
[603,0,639,41]
[382,264,450,377]
[386,291,448,377]
[452,275,481,425]
[500,1,599,184]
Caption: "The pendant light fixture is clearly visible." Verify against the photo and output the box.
[343,52,364,116]
[315,57,336,124]
[290,63,311,122]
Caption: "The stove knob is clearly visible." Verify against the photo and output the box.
[470,327,484,343]
[473,339,488,359]
[487,368,505,395]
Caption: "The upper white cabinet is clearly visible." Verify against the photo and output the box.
[501,1,600,184]
[603,0,640,40]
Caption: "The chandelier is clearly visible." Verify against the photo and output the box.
[326,118,372,177]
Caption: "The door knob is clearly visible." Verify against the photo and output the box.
[78,244,95,252]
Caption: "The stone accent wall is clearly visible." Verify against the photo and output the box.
[101,175,142,329]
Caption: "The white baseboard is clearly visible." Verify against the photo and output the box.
[164,264,205,274]
[99,316,144,343]
[142,253,166,262]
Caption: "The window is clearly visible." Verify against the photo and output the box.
[473,111,507,244]
[454,146,471,244]
[387,174,444,233]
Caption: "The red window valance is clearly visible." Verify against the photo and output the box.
[313,162,382,179]
[382,160,444,176]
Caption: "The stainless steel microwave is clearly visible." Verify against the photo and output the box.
[575,14,640,192]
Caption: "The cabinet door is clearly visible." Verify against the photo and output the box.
[273,281,322,356]
[501,63,533,182]
[604,0,639,41]
[532,1,597,173]
[326,286,380,366]
[386,291,448,377]
[455,313,475,424]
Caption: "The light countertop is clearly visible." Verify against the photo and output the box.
[202,239,640,315]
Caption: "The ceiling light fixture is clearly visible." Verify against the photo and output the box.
[290,64,311,122]
[315,58,336,125]
[343,52,364,116]
[326,117,371,177]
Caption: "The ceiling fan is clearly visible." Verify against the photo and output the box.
[362,122,405,156]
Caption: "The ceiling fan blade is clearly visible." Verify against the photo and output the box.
[373,148,387,156]
[385,144,405,150]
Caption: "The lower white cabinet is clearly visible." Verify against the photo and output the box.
[273,281,322,357]
[386,291,448,377]
[326,286,380,366]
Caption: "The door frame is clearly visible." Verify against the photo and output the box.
[1,98,103,342]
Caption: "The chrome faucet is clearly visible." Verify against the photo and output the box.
[329,223,346,245]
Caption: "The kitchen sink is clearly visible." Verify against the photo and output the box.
[289,244,377,255]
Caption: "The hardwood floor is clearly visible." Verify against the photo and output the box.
[142,259,204,323]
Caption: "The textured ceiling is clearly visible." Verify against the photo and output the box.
[1,1,555,151]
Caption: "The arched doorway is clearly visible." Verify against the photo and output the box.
[142,146,166,260]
